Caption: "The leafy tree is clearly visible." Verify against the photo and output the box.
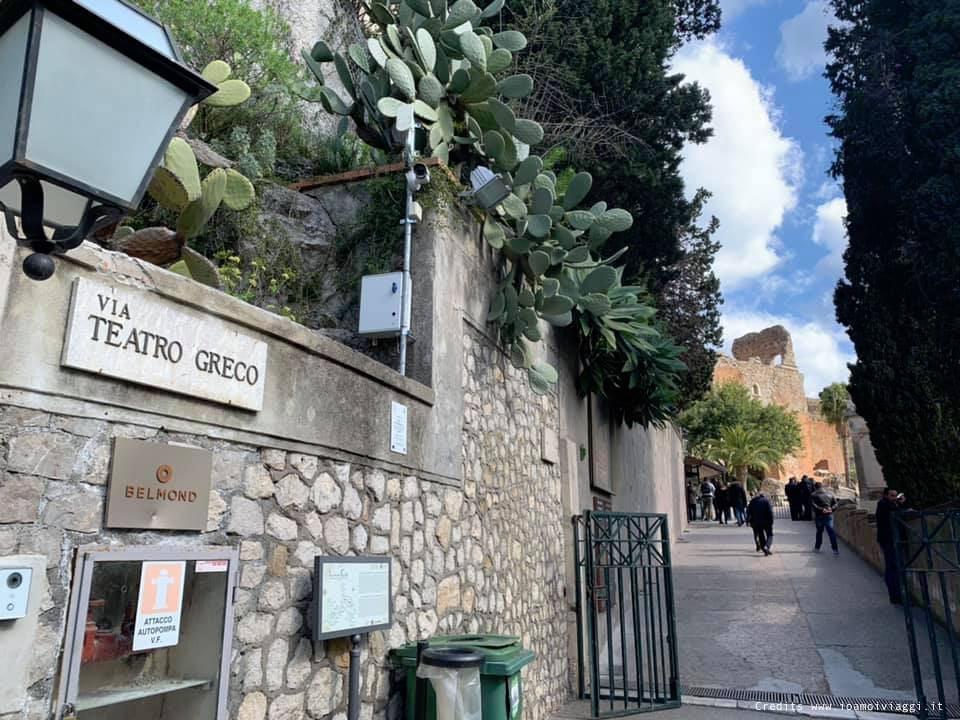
[818,382,851,484]
[502,0,723,410]
[657,189,723,408]
[680,383,803,471]
[504,0,719,291]
[825,0,960,506]
[711,424,777,486]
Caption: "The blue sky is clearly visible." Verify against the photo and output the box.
[672,0,856,396]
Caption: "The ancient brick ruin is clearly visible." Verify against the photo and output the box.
[714,326,846,481]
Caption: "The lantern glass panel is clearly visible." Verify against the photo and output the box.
[74,0,175,58]
[0,12,29,167]
[25,12,189,206]
[0,178,90,228]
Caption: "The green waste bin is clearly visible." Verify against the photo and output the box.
[392,634,536,720]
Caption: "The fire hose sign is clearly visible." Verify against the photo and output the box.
[132,561,186,651]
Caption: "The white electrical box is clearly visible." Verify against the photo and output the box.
[0,567,32,620]
[358,272,407,338]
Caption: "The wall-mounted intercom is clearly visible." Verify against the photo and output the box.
[0,567,33,621]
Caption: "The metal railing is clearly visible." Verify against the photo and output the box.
[894,510,960,719]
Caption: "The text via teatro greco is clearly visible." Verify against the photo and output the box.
[85,293,260,386]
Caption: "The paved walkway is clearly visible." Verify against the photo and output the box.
[552,700,816,720]
[672,517,958,699]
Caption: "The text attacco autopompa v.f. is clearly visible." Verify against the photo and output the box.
[85,293,260,386]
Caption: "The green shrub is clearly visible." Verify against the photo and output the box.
[134,0,305,164]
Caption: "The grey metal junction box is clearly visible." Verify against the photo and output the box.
[358,271,407,338]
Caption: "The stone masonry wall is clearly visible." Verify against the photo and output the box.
[0,323,568,720]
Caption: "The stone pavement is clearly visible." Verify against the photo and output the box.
[672,516,958,699]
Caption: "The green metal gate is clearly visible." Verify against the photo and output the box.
[893,509,960,719]
[573,512,681,718]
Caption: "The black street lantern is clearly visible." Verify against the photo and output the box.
[0,0,216,280]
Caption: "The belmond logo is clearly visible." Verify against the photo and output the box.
[125,464,197,503]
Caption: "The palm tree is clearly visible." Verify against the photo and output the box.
[709,424,779,490]
[819,383,851,486]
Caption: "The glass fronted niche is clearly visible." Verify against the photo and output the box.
[56,547,238,720]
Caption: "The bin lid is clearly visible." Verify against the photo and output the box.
[438,634,517,649]
[420,646,485,669]
[392,634,536,676]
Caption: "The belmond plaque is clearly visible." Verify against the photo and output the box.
[62,277,269,411]
[106,438,213,531]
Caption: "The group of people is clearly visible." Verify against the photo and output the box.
[686,478,748,526]
[737,480,840,556]
[687,473,910,602]
[784,475,815,521]
[685,474,843,557]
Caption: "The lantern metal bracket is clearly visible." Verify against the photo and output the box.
[1,176,122,280]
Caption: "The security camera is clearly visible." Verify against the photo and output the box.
[6,573,21,589]
[406,163,430,193]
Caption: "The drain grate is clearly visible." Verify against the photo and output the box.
[682,685,960,718]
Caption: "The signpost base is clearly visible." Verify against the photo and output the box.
[348,634,361,720]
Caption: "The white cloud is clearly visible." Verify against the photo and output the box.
[673,40,803,290]
[812,196,847,273]
[722,308,854,396]
[775,1,834,81]
[719,0,768,22]
[813,178,841,200]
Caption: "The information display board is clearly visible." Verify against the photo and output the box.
[313,556,392,640]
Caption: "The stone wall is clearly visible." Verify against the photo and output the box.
[0,386,566,720]
[849,415,885,501]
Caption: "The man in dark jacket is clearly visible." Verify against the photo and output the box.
[729,481,748,526]
[714,483,730,525]
[746,492,774,555]
[811,482,839,555]
[799,476,814,520]
[785,477,801,521]
[876,488,906,604]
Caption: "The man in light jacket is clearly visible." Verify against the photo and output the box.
[700,479,715,521]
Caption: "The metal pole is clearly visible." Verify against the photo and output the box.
[348,634,362,720]
[398,128,416,377]
[415,640,428,720]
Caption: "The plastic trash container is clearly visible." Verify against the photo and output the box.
[393,634,536,720]
[417,647,484,720]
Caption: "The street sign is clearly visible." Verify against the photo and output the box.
[132,561,186,651]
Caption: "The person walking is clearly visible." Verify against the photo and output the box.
[799,475,814,520]
[729,480,748,526]
[746,491,774,555]
[700,478,715,521]
[687,482,699,522]
[811,481,840,555]
[785,477,801,521]
[876,487,906,604]
[714,483,730,525]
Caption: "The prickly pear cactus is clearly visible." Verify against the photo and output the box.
[299,0,540,171]
[116,60,256,289]
[301,2,684,409]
